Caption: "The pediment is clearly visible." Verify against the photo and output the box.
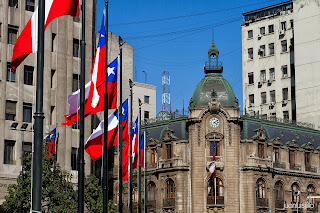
[161,127,177,141]
[253,126,268,141]
[205,132,224,140]
[287,139,299,148]
[148,138,158,147]
[303,142,315,150]
[272,137,283,146]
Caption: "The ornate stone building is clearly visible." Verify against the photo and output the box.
[122,42,320,213]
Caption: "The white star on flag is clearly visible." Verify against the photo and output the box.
[108,66,115,76]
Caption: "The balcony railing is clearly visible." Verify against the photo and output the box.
[290,164,301,171]
[207,196,224,205]
[146,200,156,209]
[275,199,285,209]
[256,197,269,208]
[273,162,286,169]
[163,198,175,208]
[306,166,317,173]
[204,59,223,70]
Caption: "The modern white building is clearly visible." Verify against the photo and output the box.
[242,1,295,122]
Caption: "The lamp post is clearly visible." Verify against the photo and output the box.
[10,122,33,185]
[142,71,147,84]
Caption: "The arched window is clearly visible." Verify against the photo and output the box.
[291,183,300,203]
[256,179,266,198]
[147,181,156,201]
[275,181,284,209]
[307,184,316,204]
[207,176,224,204]
[166,179,175,199]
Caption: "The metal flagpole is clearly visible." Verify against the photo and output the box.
[103,2,109,213]
[214,135,216,205]
[118,36,124,213]
[138,99,142,213]
[144,131,147,213]
[78,0,86,210]
[129,79,134,213]
[32,0,45,210]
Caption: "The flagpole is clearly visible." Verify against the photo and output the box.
[138,99,142,213]
[214,135,216,205]
[129,79,134,213]
[103,2,109,213]
[78,0,86,210]
[144,131,147,213]
[32,0,45,210]
[119,36,124,213]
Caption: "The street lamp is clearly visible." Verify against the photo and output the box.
[10,122,33,184]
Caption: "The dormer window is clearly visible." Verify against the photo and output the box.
[289,149,295,169]
[305,152,311,171]
[166,143,172,159]
[258,143,264,158]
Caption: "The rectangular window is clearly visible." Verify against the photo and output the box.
[50,106,55,126]
[270,113,276,121]
[281,40,287,52]
[6,100,16,120]
[260,70,266,82]
[151,148,156,164]
[273,147,280,163]
[51,69,56,88]
[269,68,275,80]
[0,23,2,41]
[270,90,276,103]
[281,21,286,30]
[269,43,274,55]
[23,103,32,123]
[282,65,288,77]
[144,95,150,104]
[289,150,295,166]
[71,147,79,170]
[72,74,79,92]
[248,72,254,84]
[261,92,266,104]
[260,27,265,35]
[305,152,311,169]
[73,38,80,57]
[7,63,15,82]
[248,48,253,60]
[25,0,35,11]
[210,141,220,156]
[24,65,34,85]
[9,0,18,8]
[249,94,254,105]
[248,30,253,38]
[23,142,32,159]
[282,88,288,100]
[144,111,150,119]
[268,24,274,33]
[8,25,18,44]
[259,45,265,57]
[290,19,294,29]
[283,111,289,120]
[4,140,15,164]
[166,144,172,159]
[52,33,56,52]
[258,143,264,158]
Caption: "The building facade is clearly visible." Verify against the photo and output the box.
[242,1,295,122]
[0,0,134,206]
[117,42,320,213]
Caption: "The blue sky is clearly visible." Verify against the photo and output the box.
[96,0,285,114]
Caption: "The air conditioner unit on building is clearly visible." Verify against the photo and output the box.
[279,30,285,35]
[268,80,272,84]
[270,102,275,106]
[258,82,262,86]
[249,103,254,107]
[283,74,288,78]
[280,11,286,15]
[282,100,288,104]
[258,34,262,39]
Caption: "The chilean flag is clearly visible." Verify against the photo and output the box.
[132,116,139,169]
[85,99,129,161]
[122,140,130,181]
[209,143,216,178]
[11,0,79,71]
[62,57,118,126]
[44,128,57,157]
[140,131,145,168]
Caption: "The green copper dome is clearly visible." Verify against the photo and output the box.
[189,74,238,110]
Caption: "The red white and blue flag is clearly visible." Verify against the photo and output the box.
[209,142,216,178]
[132,116,139,169]
[45,128,57,157]
[140,131,145,168]
[85,98,129,161]
[11,0,79,71]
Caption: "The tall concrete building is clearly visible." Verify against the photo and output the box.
[242,1,295,123]
[0,0,133,206]
[242,0,320,130]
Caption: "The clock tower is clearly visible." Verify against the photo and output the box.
[188,41,241,212]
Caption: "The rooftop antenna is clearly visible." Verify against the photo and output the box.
[162,71,171,113]
[212,28,214,42]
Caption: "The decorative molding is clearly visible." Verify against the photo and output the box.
[272,137,283,146]
[287,139,299,148]
[208,99,221,114]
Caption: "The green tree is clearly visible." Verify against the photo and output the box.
[2,149,77,212]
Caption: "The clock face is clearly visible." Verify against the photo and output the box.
[209,117,220,128]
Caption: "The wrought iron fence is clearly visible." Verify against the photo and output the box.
[142,109,188,125]
[207,196,224,205]
[163,198,175,208]
[204,59,223,70]
[256,197,269,208]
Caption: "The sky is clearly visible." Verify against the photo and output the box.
[96,0,286,115]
